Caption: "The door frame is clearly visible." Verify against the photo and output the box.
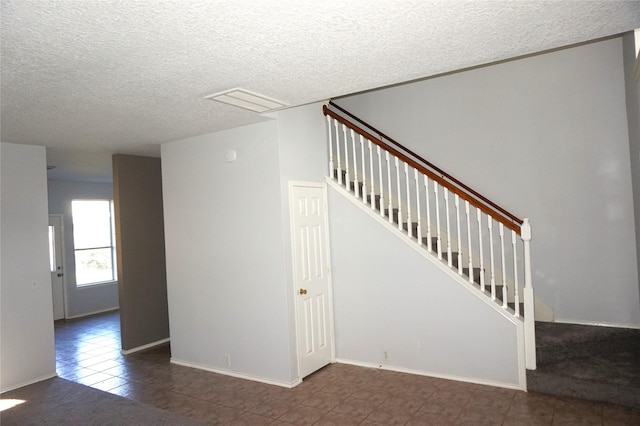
[49,214,68,320]
[288,181,336,381]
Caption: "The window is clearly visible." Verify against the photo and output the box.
[72,200,117,286]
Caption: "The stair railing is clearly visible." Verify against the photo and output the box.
[323,101,537,370]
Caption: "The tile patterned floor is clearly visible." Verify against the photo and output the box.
[55,311,640,425]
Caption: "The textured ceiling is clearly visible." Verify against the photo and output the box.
[1,1,639,181]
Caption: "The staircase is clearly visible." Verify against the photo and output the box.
[341,168,511,304]
[323,101,538,371]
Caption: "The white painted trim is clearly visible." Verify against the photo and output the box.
[0,372,57,393]
[49,214,68,319]
[65,306,119,320]
[326,177,522,326]
[334,359,525,391]
[76,280,118,289]
[321,182,337,366]
[120,338,170,355]
[171,358,301,389]
[553,318,640,329]
[516,318,528,389]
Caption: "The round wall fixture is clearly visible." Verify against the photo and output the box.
[225,150,237,162]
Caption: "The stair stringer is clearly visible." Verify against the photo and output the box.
[327,178,527,390]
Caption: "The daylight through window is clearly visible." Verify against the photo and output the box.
[72,200,117,286]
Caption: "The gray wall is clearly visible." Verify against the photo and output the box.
[162,121,296,385]
[274,102,329,379]
[622,32,640,301]
[112,154,169,351]
[161,101,525,387]
[1,143,56,391]
[328,186,523,388]
[337,37,640,327]
[47,180,119,318]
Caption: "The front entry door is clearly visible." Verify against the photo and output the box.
[48,214,65,320]
[290,183,334,379]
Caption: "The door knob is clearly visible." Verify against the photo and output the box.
[299,288,307,295]
[57,273,64,277]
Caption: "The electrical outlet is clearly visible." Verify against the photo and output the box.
[383,351,388,360]
[225,354,231,367]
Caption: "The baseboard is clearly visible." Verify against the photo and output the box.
[121,338,170,355]
[1,372,57,393]
[170,358,301,389]
[335,358,525,391]
[65,307,119,320]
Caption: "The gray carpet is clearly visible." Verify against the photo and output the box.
[1,377,205,425]
[527,322,640,410]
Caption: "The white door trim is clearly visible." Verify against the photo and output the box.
[49,214,68,319]
[289,181,336,381]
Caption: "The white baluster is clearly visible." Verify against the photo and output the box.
[404,162,411,237]
[335,120,342,185]
[327,116,334,177]
[466,200,473,283]
[425,176,432,252]
[342,124,350,187]
[434,182,442,259]
[477,209,485,290]
[360,135,366,203]
[395,157,402,230]
[386,151,392,224]
[377,145,384,216]
[444,188,452,267]
[500,223,507,309]
[350,129,358,197]
[415,169,422,245]
[488,219,496,300]
[521,219,536,369]
[455,195,462,275]
[369,141,375,211]
[512,230,520,317]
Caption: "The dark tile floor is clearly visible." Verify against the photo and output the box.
[55,311,640,425]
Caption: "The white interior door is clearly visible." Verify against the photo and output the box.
[48,214,65,320]
[290,183,334,379]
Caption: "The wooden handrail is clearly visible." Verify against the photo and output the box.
[323,103,523,234]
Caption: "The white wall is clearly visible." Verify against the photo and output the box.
[1,143,56,391]
[337,37,640,327]
[328,187,522,388]
[161,101,526,387]
[274,102,329,379]
[162,121,295,385]
[622,32,640,302]
[47,180,119,318]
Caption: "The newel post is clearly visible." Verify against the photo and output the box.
[521,218,536,370]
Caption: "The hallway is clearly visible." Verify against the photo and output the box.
[54,310,126,392]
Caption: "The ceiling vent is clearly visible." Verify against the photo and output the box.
[205,88,288,113]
